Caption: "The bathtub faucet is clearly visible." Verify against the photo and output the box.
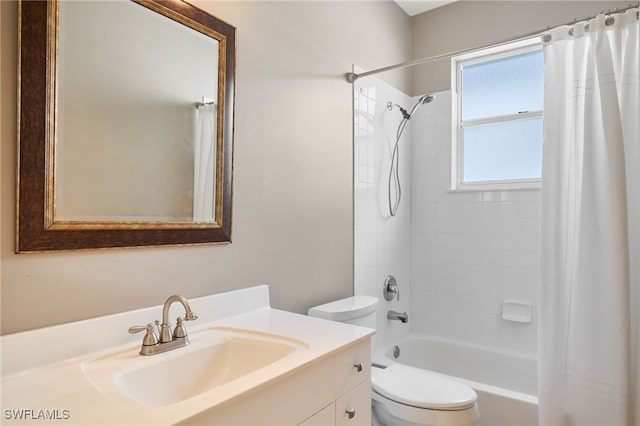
[387,310,409,323]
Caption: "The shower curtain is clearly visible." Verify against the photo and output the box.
[539,8,639,426]
[193,103,216,221]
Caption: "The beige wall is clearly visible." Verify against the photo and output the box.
[411,1,631,94]
[0,1,411,335]
[4,0,629,336]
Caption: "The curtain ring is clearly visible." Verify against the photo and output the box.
[568,18,577,36]
[605,17,615,26]
[542,25,551,43]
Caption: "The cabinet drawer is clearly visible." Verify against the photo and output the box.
[335,379,371,426]
[335,339,370,397]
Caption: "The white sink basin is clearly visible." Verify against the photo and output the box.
[82,327,308,407]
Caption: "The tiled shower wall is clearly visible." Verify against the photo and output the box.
[410,91,540,355]
[353,77,412,346]
[354,81,540,356]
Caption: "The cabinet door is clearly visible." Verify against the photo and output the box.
[335,339,371,398]
[180,356,334,425]
[335,379,371,426]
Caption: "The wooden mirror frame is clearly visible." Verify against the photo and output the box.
[16,0,235,252]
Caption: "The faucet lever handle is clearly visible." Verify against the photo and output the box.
[128,323,159,346]
[383,275,399,301]
[128,323,153,334]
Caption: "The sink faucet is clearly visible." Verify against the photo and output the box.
[387,310,408,323]
[160,294,198,343]
[129,294,198,356]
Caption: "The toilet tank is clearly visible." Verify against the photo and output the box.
[308,296,378,328]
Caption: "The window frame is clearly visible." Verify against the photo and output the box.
[451,37,543,191]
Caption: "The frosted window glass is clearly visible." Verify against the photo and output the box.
[463,117,542,182]
[462,50,544,120]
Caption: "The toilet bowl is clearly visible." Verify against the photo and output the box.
[308,296,479,426]
[371,364,479,426]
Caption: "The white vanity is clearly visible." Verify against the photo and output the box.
[1,286,373,425]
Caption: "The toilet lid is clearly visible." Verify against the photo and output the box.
[308,296,378,321]
[372,364,477,410]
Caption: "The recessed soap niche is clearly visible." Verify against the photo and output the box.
[502,301,532,323]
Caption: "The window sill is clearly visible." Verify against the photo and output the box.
[448,183,541,193]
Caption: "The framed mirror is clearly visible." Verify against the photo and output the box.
[17,0,236,252]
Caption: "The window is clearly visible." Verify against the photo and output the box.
[452,39,544,190]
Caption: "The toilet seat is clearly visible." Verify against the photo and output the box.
[372,364,477,410]
[372,391,479,426]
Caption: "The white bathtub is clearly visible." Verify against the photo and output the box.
[376,335,538,426]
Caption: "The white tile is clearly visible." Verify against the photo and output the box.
[356,84,540,354]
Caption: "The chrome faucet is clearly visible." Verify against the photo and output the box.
[129,294,198,356]
[387,310,408,323]
[383,275,400,301]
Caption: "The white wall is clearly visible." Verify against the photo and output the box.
[353,83,539,356]
[410,91,539,355]
[353,76,413,349]
[0,1,411,335]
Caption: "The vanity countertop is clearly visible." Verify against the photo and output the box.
[0,286,373,425]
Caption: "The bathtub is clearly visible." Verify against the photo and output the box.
[376,335,538,426]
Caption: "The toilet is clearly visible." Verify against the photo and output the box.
[308,296,479,426]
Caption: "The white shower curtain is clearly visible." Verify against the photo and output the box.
[193,103,216,221]
[539,8,639,426]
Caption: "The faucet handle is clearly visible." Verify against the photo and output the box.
[383,275,399,301]
[173,317,188,339]
[128,323,152,334]
[128,323,159,346]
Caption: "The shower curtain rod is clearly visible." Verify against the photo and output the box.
[345,3,639,83]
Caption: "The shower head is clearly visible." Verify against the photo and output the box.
[418,94,436,104]
[406,93,436,118]
[387,93,436,121]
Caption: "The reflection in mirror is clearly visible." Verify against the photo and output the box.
[17,0,236,252]
[57,1,219,223]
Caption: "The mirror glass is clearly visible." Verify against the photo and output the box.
[57,1,219,223]
[17,0,236,252]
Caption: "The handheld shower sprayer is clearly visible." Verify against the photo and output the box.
[419,94,436,104]
[387,94,435,121]
[387,93,436,216]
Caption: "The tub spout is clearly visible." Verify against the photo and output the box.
[387,310,408,323]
